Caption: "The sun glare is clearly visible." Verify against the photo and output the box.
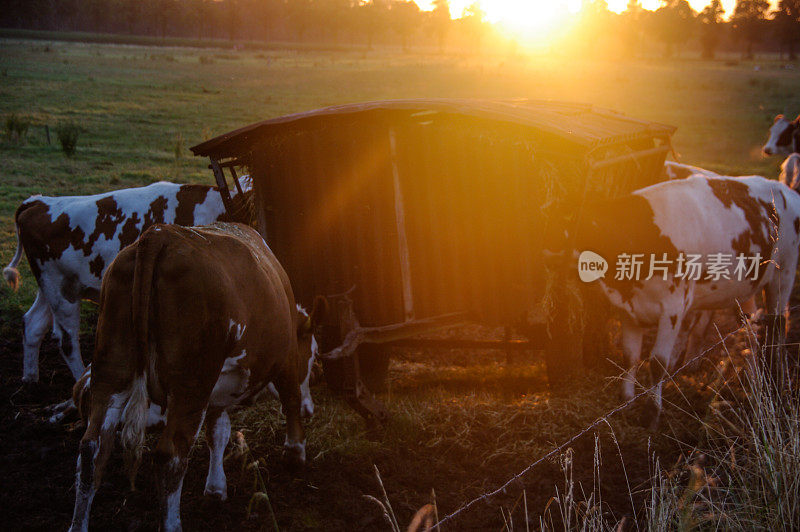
[419,0,744,44]
[480,0,580,41]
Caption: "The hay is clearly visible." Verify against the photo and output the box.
[539,267,586,338]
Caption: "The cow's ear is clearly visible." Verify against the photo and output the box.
[309,295,329,329]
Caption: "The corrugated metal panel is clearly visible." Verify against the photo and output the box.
[250,120,406,326]
[211,103,672,329]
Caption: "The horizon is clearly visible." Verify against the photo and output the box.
[418,0,775,20]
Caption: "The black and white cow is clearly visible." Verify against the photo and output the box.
[569,175,800,423]
[763,114,800,156]
[3,178,251,382]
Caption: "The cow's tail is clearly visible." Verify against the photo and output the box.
[119,374,148,490]
[121,226,166,489]
[3,206,25,291]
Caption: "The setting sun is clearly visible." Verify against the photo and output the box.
[478,0,580,40]
[419,0,751,40]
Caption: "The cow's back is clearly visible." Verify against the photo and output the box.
[580,175,800,318]
[16,182,226,299]
[640,176,800,258]
[134,223,297,401]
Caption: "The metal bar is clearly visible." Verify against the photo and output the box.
[382,337,545,351]
[320,311,470,361]
[389,126,415,321]
[209,158,234,214]
[207,159,244,169]
[229,165,244,196]
[253,163,269,241]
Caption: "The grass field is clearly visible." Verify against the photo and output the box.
[1,35,800,530]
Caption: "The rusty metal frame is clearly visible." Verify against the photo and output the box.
[209,157,248,217]
[209,158,234,214]
[319,309,471,362]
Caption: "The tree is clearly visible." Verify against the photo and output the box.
[574,0,614,56]
[731,0,770,59]
[316,0,353,43]
[619,0,645,57]
[355,0,390,49]
[773,0,800,60]
[698,0,724,59]
[147,0,181,38]
[428,0,451,51]
[287,0,315,41]
[459,2,486,53]
[224,0,239,40]
[389,0,421,51]
[54,0,80,31]
[651,0,696,58]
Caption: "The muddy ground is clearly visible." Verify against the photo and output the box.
[1,300,795,531]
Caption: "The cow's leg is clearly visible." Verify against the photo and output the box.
[52,300,85,381]
[69,389,125,532]
[155,403,206,532]
[48,398,77,424]
[679,310,714,369]
[648,311,685,427]
[620,321,644,401]
[274,365,306,466]
[203,408,231,500]
[21,291,53,382]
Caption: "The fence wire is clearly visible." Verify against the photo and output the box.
[433,324,745,528]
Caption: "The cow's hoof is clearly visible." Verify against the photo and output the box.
[300,399,314,419]
[282,439,306,470]
[639,402,661,430]
[618,389,635,404]
[203,486,228,501]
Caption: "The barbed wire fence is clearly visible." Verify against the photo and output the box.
[433,324,747,529]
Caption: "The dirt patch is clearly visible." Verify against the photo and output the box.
[0,307,775,530]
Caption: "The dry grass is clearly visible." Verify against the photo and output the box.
[532,321,800,531]
[359,316,800,531]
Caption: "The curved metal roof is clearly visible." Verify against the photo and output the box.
[190,98,676,159]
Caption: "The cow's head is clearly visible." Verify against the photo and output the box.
[296,297,328,418]
[763,114,800,156]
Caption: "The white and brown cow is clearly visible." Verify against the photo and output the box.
[49,304,317,425]
[780,153,800,192]
[3,178,251,382]
[763,114,799,156]
[69,222,320,532]
[569,175,800,423]
[663,161,720,180]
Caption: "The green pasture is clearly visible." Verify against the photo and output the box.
[0,34,798,529]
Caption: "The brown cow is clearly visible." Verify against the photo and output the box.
[68,222,321,532]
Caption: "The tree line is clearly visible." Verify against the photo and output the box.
[1,0,799,59]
